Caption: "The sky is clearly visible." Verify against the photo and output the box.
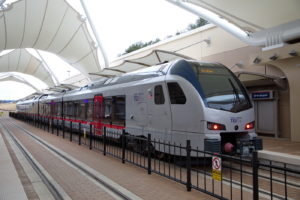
[0,0,199,100]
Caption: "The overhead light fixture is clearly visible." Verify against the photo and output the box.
[253,56,261,64]
[269,54,278,61]
[229,61,244,70]
[289,50,298,57]
[203,37,211,46]
[235,61,244,68]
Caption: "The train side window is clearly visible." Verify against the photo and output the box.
[87,100,93,121]
[79,102,86,119]
[57,103,61,116]
[154,85,165,105]
[74,102,79,119]
[63,102,68,117]
[114,96,125,125]
[103,97,112,122]
[167,82,186,104]
[68,102,74,117]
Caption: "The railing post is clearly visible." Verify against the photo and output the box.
[103,127,106,155]
[78,123,81,145]
[122,129,125,164]
[147,134,152,175]
[56,119,59,136]
[252,151,259,200]
[89,124,92,150]
[70,121,73,142]
[43,117,46,131]
[51,118,54,134]
[63,120,65,138]
[186,140,192,192]
[47,118,50,132]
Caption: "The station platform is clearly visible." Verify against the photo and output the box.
[0,131,27,200]
[0,116,213,200]
[259,136,300,166]
[262,136,300,156]
[1,114,300,200]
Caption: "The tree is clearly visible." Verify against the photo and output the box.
[187,18,208,31]
[123,38,160,54]
[120,18,209,56]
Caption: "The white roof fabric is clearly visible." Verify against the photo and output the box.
[0,73,42,92]
[0,49,55,86]
[189,0,300,33]
[90,50,192,78]
[0,0,101,79]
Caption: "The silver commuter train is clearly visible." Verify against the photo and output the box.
[16,59,263,155]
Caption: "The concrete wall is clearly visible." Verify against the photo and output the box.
[272,57,300,141]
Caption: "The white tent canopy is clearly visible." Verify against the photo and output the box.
[0,49,55,86]
[0,73,43,92]
[187,0,300,32]
[90,49,192,78]
[168,0,300,48]
[0,0,102,81]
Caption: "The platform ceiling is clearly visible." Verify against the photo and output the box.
[0,73,42,92]
[0,0,300,92]
[188,0,300,33]
[0,49,55,86]
[95,50,193,78]
[0,0,101,87]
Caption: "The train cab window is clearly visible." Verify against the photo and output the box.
[154,85,165,105]
[167,82,186,104]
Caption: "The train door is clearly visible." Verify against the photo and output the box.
[93,95,103,135]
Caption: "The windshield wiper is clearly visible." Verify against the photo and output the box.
[228,78,240,103]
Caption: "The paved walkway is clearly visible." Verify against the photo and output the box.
[262,136,300,156]
[2,113,300,200]
[1,117,214,200]
[0,132,27,200]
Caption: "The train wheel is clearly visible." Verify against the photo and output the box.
[132,137,154,155]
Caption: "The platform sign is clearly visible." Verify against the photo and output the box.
[212,156,222,181]
[252,91,273,100]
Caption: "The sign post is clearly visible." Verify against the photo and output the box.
[212,156,222,181]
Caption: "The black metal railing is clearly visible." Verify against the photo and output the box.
[10,112,300,200]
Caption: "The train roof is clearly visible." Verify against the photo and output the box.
[17,59,227,104]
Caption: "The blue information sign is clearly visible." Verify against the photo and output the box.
[252,91,272,100]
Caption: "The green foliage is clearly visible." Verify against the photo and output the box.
[121,18,208,56]
[187,18,208,31]
[123,38,161,54]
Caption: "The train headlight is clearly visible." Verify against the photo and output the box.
[207,122,226,130]
[245,121,255,130]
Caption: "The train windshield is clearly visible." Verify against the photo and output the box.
[190,62,252,112]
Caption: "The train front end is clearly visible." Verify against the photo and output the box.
[170,60,263,156]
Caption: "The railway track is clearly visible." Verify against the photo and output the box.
[1,119,141,200]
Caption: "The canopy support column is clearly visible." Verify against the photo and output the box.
[80,0,109,69]
[35,50,59,86]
